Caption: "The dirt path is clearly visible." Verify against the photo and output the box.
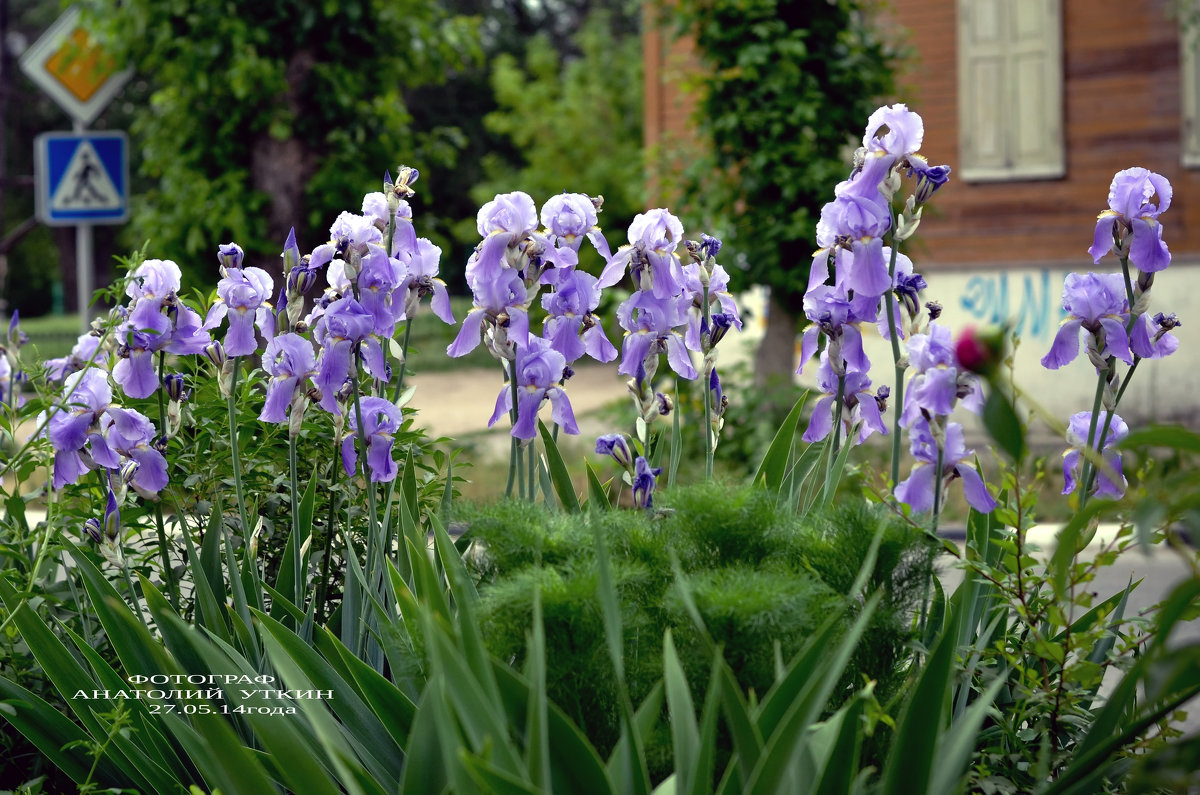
[406,364,631,457]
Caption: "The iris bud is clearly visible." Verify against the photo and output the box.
[163,372,187,402]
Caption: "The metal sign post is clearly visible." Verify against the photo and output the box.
[20,6,132,331]
[34,130,128,330]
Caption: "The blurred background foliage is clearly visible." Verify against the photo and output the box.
[1,0,897,387]
[1,0,643,305]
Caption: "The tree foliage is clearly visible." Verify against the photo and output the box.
[470,11,644,260]
[78,0,481,285]
[666,0,899,317]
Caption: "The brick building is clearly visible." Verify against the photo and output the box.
[643,0,1200,423]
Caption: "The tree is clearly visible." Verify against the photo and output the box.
[472,10,644,260]
[664,0,898,384]
[78,0,481,287]
[403,0,640,291]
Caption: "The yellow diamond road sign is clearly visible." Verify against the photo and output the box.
[18,6,132,126]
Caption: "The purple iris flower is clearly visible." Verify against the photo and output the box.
[1130,311,1181,360]
[542,269,616,364]
[1088,167,1172,273]
[540,192,613,264]
[362,191,390,230]
[709,368,725,411]
[632,456,661,510]
[1061,411,1129,499]
[682,263,743,351]
[904,154,952,205]
[616,290,696,380]
[46,333,107,381]
[833,103,924,205]
[398,238,455,325]
[448,267,531,358]
[801,352,888,445]
[260,333,317,423]
[595,433,634,470]
[312,297,382,414]
[391,200,419,260]
[125,258,181,306]
[863,103,925,159]
[1042,272,1133,370]
[354,245,405,337]
[7,310,27,350]
[99,407,169,492]
[467,192,541,286]
[112,259,212,398]
[797,284,877,376]
[309,211,385,269]
[816,195,893,299]
[112,327,164,399]
[607,209,687,299]
[281,228,302,274]
[341,396,405,482]
[41,368,167,492]
[217,242,244,271]
[877,250,924,340]
[43,368,113,489]
[102,487,121,540]
[900,323,983,426]
[204,265,274,356]
[699,234,722,260]
[896,420,996,514]
[488,336,579,440]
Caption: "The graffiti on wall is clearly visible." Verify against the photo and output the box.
[957,270,1066,341]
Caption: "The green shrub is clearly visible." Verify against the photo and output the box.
[461,481,936,773]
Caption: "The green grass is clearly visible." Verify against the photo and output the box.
[401,297,496,373]
[16,313,85,360]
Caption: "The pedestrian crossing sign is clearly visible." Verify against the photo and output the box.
[35,131,129,226]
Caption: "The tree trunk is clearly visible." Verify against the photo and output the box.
[249,50,315,286]
[753,293,798,388]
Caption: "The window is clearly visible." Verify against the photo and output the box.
[1182,20,1200,166]
[957,0,1064,181]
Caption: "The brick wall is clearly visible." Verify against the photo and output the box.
[645,1,1200,268]
[642,4,703,198]
[880,0,1198,268]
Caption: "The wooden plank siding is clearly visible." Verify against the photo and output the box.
[644,0,1200,269]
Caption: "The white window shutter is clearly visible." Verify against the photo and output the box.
[958,0,1064,180]
[1181,24,1200,166]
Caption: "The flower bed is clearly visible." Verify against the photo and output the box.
[0,107,1197,793]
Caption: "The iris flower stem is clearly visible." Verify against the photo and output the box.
[1080,254,1141,502]
[701,282,714,480]
[226,357,253,546]
[527,438,536,502]
[827,372,846,487]
[119,551,149,626]
[1120,254,1136,311]
[350,358,381,562]
[96,469,150,626]
[884,229,905,492]
[391,319,414,404]
[1077,360,1111,514]
[154,351,179,611]
[316,441,341,623]
[506,359,521,499]
[931,441,945,536]
[288,434,301,602]
[668,385,682,487]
